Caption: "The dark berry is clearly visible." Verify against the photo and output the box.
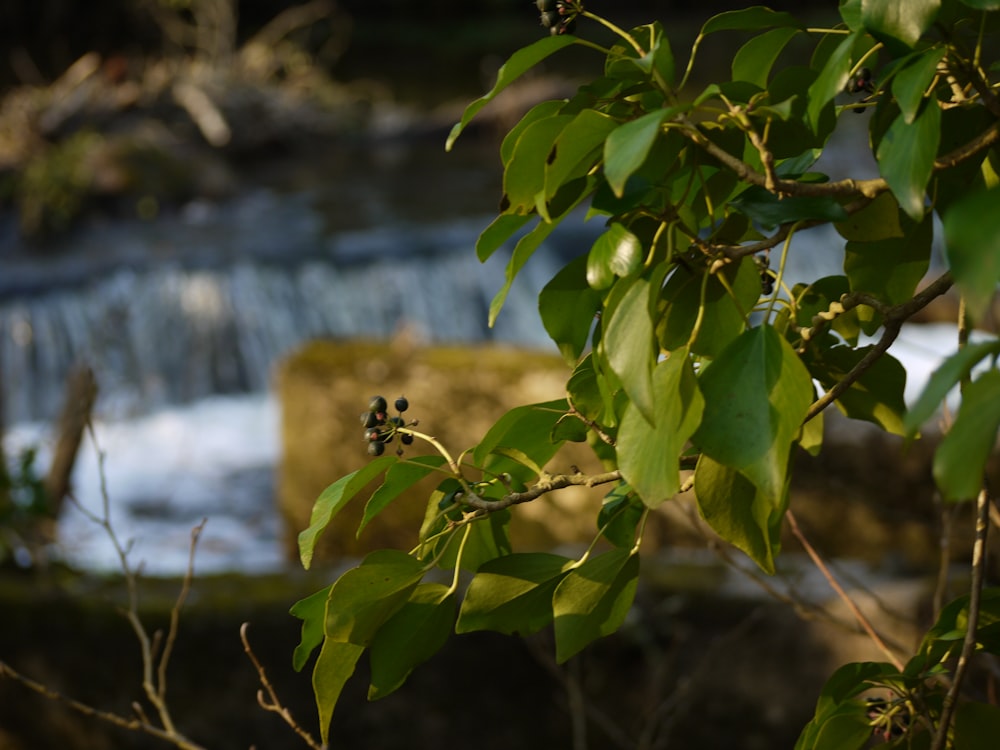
[368,395,388,414]
[365,429,381,441]
[395,396,409,413]
[389,416,405,428]
[367,441,385,456]
[361,411,379,429]
[401,433,414,445]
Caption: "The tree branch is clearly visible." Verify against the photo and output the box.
[241,623,323,750]
[804,272,954,423]
[931,486,992,750]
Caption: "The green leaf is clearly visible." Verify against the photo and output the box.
[566,354,605,423]
[904,341,1000,435]
[503,114,574,214]
[488,217,557,327]
[313,638,364,746]
[694,456,783,574]
[808,346,908,434]
[604,109,674,198]
[553,549,640,662]
[586,223,644,289]
[501,100,566,167]
[955,702,1000,750]
[298,455,396,569]
[324,549,426,645]
[658,258,759,358]
[436,510,512,573]
[943,186,1000,321]
[617,351,705,507]
[545,109,619,200]
[289,585,332,672]
[476,213,532,262]
[597,485,644,548]
[447,35,577,151]
[809,706,875,750]
[934,369,1000,501]
[730,186,848,228]
[732,27,801,87]
[835,191,904,241]
[893,47,947,124]
[862,0,941,50]
[457,552,573,635]
[539,255,602,364]
[360,455,448,536]
[367,584,456,700]
[602,277,656,424]
[693,326,814,500]
[806,31,858,133]
[876,100,941,221]
[701,6,803,34]
[473,399,567,475]
[844,213,932,306]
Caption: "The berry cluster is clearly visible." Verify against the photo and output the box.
[361,395,413,457]
[536,0,579,36]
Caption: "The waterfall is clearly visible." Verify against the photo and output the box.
[1,200,575,424]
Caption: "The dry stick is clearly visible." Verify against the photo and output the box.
[786,510,905,671]
[240,623,324,750]
[0,660,202,748]
[931,487,992,750]
[683,504,911,656]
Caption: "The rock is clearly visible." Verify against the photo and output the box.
[275,337,605,564]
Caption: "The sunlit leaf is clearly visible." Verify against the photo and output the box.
[892,47,947,124]
[862,0,941,50]
[693,326,813,500]
[602,277,656,424]
[457,553,573,635]
[701,6,802,34]
[324,549,426,645]
[539,255,602,364]
[545,109,618,200]
[313,638,364,746]
[943,186,1000,321]
[447,35,577,150]
[586,223,643,289]
[934,369,1000,501]
[553,549,640,662]
[298,456,396,569]
[694,456,784,574]
[289,585,332,672]
[904,341,1000,436]
[876,100,941,220]
[806,31,858,133]
[604,109,678,197]
[360,455,448,536]
[732,27,801,87]
[368,584,456,700]
[617,351,704,507]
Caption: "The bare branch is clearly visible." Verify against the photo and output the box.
[931,486,992,750]
[786,511,905,671]
[240,623,324,750]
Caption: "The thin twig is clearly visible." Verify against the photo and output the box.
[240,623,324,750]
[930,489,992,750]
[0,660,205,749]
[786,510,905,671]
